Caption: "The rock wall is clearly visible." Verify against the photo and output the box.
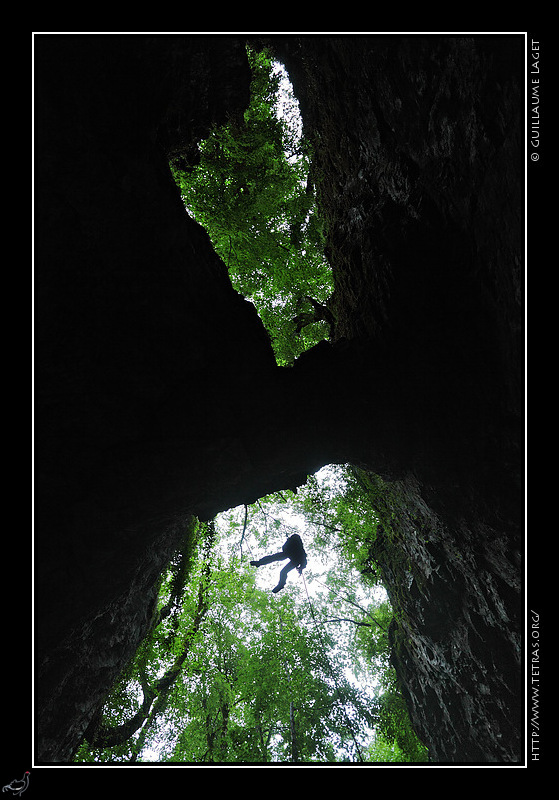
[368,474,522,762]
[34,35,524,763]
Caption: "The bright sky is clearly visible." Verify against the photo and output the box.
[273,60,303,147]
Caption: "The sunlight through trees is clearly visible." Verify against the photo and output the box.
[74,467,427,763]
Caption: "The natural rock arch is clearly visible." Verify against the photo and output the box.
[34,34,524,763]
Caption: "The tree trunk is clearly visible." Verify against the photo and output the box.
[289,701,299,763]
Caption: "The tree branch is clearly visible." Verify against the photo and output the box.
[315,616,375,629]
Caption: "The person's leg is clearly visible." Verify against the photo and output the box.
[251,552,285,567]
[272,561,297,593]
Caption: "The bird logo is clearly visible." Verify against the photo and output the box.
[2,772,30,797]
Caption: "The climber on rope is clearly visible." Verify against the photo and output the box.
[250,533,308,593]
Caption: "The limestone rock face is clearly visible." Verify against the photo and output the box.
[377,474,522,762]
[34,35,524,763]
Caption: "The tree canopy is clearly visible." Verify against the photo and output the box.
[74,467,428,764]
[171,48,333,365]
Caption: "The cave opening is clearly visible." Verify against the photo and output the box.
[34,34,525,768]
[74,464,429,763]
[169,44,335,368]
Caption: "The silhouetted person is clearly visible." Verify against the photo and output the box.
[251,533,308,593]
